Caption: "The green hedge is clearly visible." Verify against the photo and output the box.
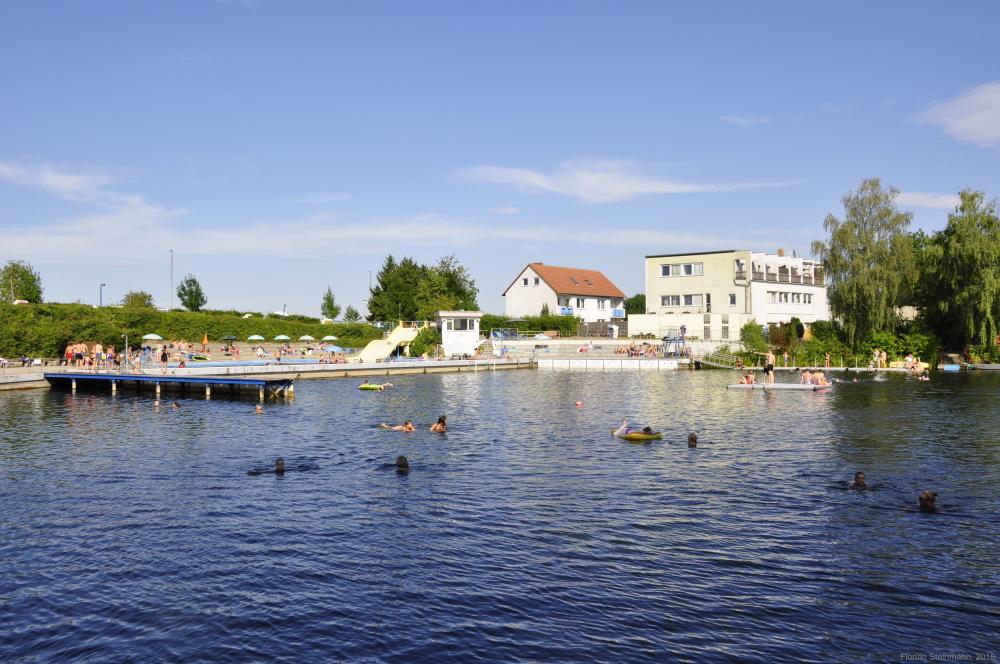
[480,313,579,337]
[0,303,382,357]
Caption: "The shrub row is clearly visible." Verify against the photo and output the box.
[0,303,382,357]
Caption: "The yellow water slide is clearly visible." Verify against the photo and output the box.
[354,322,423,363]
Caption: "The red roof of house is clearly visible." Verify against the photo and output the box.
[502,263,625,298]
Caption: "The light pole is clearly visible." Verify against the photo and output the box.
[99,283,106,307]
[169,249,174,309]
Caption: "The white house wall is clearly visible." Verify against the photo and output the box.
[504,266,559,318]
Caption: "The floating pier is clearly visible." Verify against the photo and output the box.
[44,373,294,401]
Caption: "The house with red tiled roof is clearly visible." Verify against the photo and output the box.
[502,263,626,323]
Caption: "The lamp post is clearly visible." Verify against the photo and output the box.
[99,283,106,307]
[169,249,174,309]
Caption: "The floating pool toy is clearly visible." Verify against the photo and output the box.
[358,384,384,391]
[611,428,663,442]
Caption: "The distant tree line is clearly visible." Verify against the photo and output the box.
[811,178,999,361]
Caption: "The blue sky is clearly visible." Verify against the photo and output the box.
[2,1,998,316]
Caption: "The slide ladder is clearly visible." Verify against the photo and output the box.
[355,322,422,363]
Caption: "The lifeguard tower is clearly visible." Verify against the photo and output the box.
[436,311,483,358]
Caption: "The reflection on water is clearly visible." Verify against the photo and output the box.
[1,370,997,662]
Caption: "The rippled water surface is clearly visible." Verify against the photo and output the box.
[2,370,998,662]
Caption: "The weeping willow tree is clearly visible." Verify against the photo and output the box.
[811,178,914,347]
[932,190,1000,347]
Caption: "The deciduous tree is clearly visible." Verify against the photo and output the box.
[343,305,361,322]
[177,274,207,311]
[811,178,914,346]
[320,286,341,320]
[1,259,43,303]
[122,290,155,308]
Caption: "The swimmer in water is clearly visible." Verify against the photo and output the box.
[154,400,160,408]
[172,401,181,409]
[918,490,938,511]
[380,420,415,432]
[429,415,447,432]
[849,471,869,489]
[247,457,293,476]
[801,369,813,385]
[255,405,264,414]
[688,432,697,448]
[395,455,410,474]
[612,418,632,438]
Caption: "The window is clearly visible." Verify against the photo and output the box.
[661,262,703,277]
[445,320,453,330]
[661,295,680,307]
[522,278,528,286]
[533,277,540,286]
[598,299,606,309]
[768,291,777,303]
[576,298,585,308]
[683,294,703,306]
[792,293,801,304]
[780,292,789,303]
[729,293,737,306]
[722,325,730,340]
[804,294,813,304]
[703,326,711,340]
[455,318,471,331]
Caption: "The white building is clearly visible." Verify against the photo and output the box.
[629,249,830,341]
[502,263,626,324]
[436,310,482,357]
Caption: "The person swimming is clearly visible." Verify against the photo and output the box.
[612,418,634,438]
[849,471,869,489]
[380,420,415,432]
[429,415,447,432]
[255,405,264,414]
[395,455,410,474]
[172,401,181,409]
[918,490,938,511]
[801,369,813,384]
[688,432,697,448]
[247,457,317,476]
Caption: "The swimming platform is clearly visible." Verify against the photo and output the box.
[44,372,294,400]
[726,383,833,391]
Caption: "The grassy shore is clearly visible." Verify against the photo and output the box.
[0,303,382,358]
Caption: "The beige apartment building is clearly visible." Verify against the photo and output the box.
[628,249,830,342]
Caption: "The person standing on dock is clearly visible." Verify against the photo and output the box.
[764,350,775,384]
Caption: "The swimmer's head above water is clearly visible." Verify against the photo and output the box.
[395,456,410,474]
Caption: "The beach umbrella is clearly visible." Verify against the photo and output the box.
[202,333,209,345]
[142,333,163,341]
[221,335,238,341]
[298,335,315,341]
[274,335,291,341]
[321,335,338,341]
[324,345,344,353]
[534,333,551,340]
[248,335,265,341]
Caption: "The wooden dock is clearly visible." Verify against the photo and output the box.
[44,373,293,401]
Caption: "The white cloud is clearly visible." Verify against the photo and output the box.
[486,206,520,215]
[897,192,960,210]
[919,82,1000,149]
[721,115,770,127]
[466,160,796,203]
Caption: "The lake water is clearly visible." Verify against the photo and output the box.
[1,370,998,662]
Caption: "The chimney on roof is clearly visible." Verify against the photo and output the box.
[777,248,786,257]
